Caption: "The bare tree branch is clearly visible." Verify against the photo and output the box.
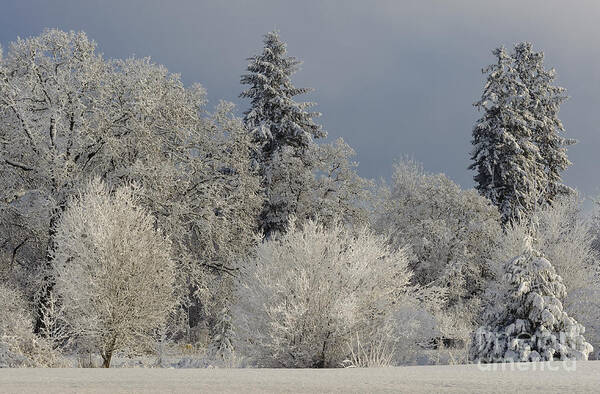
[4,158,34,171]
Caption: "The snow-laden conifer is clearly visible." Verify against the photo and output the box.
[470,46,546,225]
[470,43,572,225]
[241,31,325,159]
[470,241,593,362]
[240,31,325,236]
[512,43,574,205]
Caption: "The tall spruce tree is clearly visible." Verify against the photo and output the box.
[241,31,325,236]
[512,43,574,205]
[470,46,546,225]
[470,43,573,225]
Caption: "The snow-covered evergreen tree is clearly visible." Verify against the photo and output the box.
[470,45,554,225]
[241,30,325,160]
[470,241,593,362]
[512,43,574,205]
[240,31,325,236]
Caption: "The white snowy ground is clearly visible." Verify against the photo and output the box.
[1,362,599,393]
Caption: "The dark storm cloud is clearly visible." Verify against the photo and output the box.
[1,0,599,198]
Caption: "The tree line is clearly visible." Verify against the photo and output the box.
[0,29,598,367]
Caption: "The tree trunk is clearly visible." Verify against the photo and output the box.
[101,336,117,368]
[34,203,65,333]
[101,352,112,368]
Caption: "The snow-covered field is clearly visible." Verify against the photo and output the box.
[1,362,599,393]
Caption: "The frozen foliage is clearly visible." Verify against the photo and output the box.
[131,101,262,338]
[51,179,177,367]
[470,43,572,225]
[0,30,109,306]
[374,159,501,334]
[0,284,66,367]
[233,220,415,368]
[0,30,262,336]
[470,243,593,363]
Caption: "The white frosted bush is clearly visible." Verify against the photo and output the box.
[233,219,414,368]
[0,284,67,367]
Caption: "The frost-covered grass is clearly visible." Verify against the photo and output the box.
[0,362,598,393]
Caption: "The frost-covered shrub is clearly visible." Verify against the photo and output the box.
[567,286,600,360]
[470,242,593,362]
[233,219,414,368]
[51,178,177,367]
[388,304,440,365]
[0,284,67,367]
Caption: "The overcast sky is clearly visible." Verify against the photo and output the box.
[2,0,599,199]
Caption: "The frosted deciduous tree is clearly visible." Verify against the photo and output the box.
[259,138,372,234]
[51,179,176,368]
[241,31,325,236]
[0,30,108,308]
[0,30,262,336]
[127,100,263,336]
[374,159,501,333]
[307,138,373,228]
[470,242,593,362]
[470,45,548,225]
[233,219,414,368]
[0,29,204,316]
